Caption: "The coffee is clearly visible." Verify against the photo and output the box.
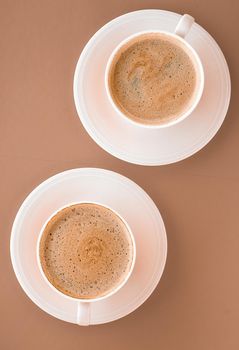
[108,33,197,125]
[39,203,134,299]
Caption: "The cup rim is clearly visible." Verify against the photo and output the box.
[36,201,136,303]
[105,29,205,129]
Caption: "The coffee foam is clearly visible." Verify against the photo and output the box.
[108,33,197,125]
[39,203,134,299]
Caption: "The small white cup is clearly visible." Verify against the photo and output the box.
[105,14,204,128]
[36,201,136,326]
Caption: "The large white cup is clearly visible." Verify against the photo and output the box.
[105,14,204,128]
[36,202,136,326]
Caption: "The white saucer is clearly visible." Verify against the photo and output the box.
[10,168,167,325]
[74,10,231,166]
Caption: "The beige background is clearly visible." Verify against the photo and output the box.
[0,0,238,349]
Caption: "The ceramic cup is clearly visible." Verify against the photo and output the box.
[105,14,204,128]
[36,201,136,326]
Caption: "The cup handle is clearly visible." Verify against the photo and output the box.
[174,14,195,38]
[77,302,91,326]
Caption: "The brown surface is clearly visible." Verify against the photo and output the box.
[0,0,238,349]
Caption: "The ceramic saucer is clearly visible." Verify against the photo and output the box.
[10,168,167,325]
[73,9,231,166]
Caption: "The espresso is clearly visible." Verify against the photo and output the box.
[39,203,134,299]
[108,33,197,125]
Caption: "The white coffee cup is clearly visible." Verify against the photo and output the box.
[105,14,204,128]
[36,201,136,326]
